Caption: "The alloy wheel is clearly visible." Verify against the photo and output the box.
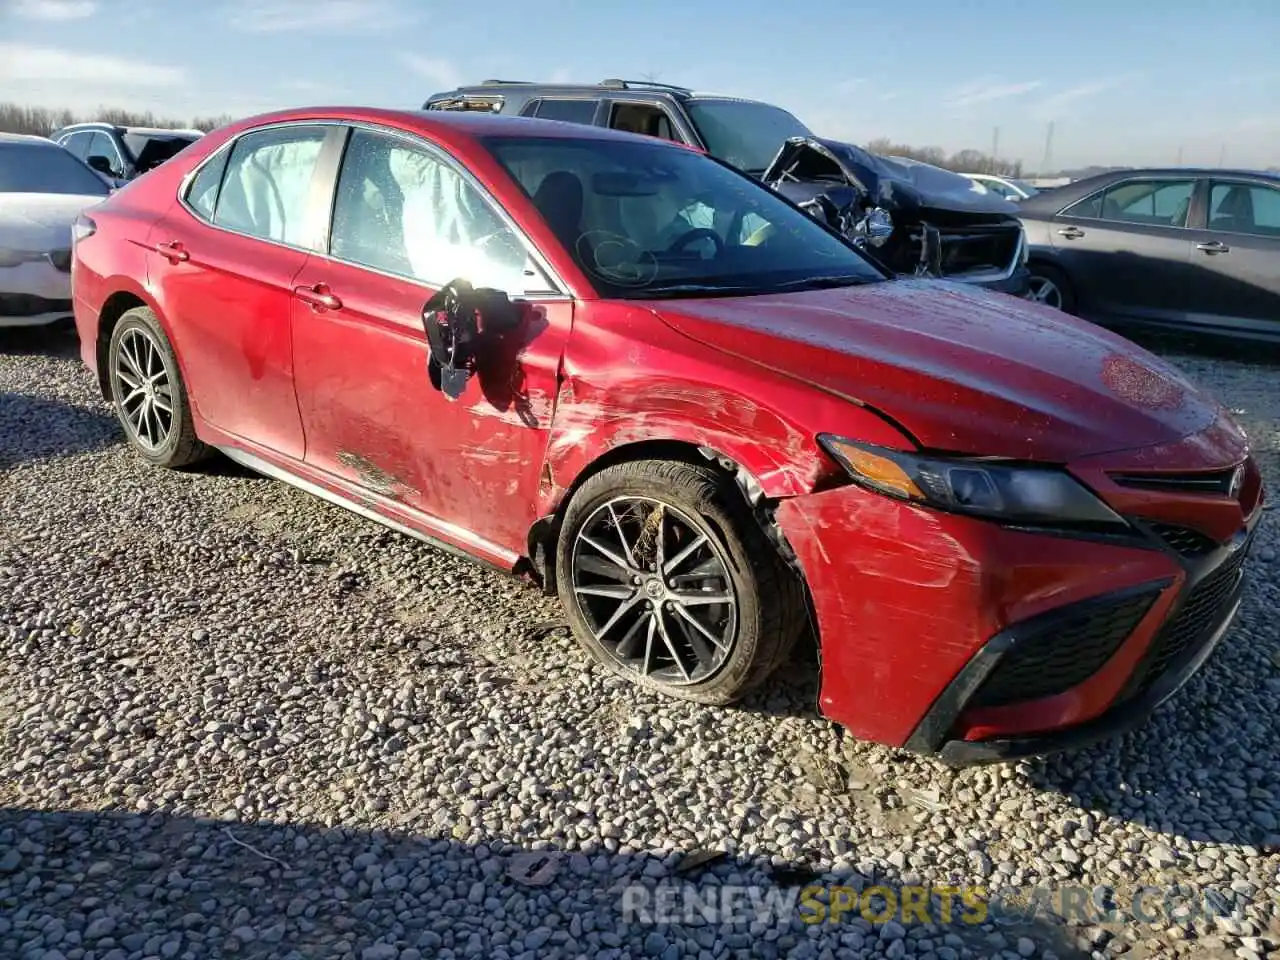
[569,495,738,685]
[1027,275,1064,309]
[112,326,175,451]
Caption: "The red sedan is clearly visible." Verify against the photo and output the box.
[70,107,1264,765]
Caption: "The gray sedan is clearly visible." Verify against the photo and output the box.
[1019,168,1280,342]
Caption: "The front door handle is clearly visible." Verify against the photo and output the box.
[1196,240,1230,254]
[154,240,189,263]
[1057,226,1086,240]
[293,283,342,311]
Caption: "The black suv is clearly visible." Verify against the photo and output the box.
[50,122,202,183]
[422,79,1029,294]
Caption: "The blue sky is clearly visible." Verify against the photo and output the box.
[2,0,1277,171]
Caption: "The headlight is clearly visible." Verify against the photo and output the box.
[852,207,893,248]
[818,435,1126,528]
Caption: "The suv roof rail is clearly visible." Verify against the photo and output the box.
[480,78,535,86]
[599,78,691,94]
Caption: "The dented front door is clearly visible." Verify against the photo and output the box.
[288,123,572,557]
[290,258,570,555]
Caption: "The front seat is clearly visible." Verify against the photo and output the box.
[531,170,585,252]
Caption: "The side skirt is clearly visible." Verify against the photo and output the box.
[215,444,519,573]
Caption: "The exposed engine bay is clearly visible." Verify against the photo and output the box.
[761,137,1027,287]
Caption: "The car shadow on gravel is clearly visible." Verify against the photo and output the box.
[0,322,81,359]
[0,391,121,471]
[0,805,1091,959]
[1129,328,1280,368]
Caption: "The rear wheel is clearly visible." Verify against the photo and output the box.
[106,306,208,468]
[1027,262,1076,313]
[554,459,806,705]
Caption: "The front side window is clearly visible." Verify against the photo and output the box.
[684,98,813,174]
[84,132,124,177]
[59,131,91,159]
[329,128,538,294]
[0,142,110,196]
[1208,181,1280,237]
[482,134,886,300]
[531,98,600,125]
[1103,179,1194,227]
[212,125,327,248]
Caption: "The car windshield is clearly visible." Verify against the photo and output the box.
[683,98,813,175]
[123,133,199,172]
[1009,178,1039,196]
[482,134,886,300]
[0,141,110,196]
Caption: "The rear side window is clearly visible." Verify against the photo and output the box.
[211,125,327,248]
[1062,179,1194,227]
[184,146,231,222]
[531,98,599,125]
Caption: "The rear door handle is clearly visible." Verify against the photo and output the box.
[1196,240,1230,254]
[293,283,342,311]
[154,240,189,262]
[1057,226,1086,240]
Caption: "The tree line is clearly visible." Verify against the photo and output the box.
[864,138,1025,177]
[0,102,233,137]
[0,102,1026,177]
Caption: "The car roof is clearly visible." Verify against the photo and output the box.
[52,122,199,136]
[219,105,703,148]
[0,132,60,146]
[424,78,780,106]
[1017,166,1280,215]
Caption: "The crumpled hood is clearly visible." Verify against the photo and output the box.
[761,136,1019,218]
[0,193,104,251]
[649,279,1229,463]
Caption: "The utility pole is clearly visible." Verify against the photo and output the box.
[1176,145,1183,165]
[991,126,1000,172]
[1040,121,1054,174]
[1218,143,1226,166]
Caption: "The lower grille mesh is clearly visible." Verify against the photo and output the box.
[1122,541,1250,700]
[970,591,1158,709]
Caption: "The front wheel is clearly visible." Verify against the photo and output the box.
[1026,262,1076,313]
[554,459,806,705]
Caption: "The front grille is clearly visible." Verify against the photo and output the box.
[0,294,72,317]
[1148,521,1220,558]
[910,224,1021,278]
[1110,467,1240,496]
[1121,538,1251,701]
[970,591,1159,709]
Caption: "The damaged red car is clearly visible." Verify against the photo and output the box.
[71,107,1264,765]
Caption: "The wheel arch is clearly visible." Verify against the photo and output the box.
[526,438,787,596]
[94,285,168,399]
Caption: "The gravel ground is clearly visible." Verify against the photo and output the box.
[2,324,1279,960]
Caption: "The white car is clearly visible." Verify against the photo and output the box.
[963,173,1041,202]
[1,133,111,328]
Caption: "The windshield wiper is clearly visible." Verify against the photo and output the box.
[638,283,762,299]
[765,274,877,292]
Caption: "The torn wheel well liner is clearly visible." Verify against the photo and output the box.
[525,438,797,595]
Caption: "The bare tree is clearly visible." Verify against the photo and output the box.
[0,102,237,136]
[864,137,1024,177]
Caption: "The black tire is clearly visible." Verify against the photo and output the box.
[1027,262,1076,314]
[106,306,209,468]
[554,459,806,705]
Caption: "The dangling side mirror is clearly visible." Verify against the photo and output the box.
[421,278,525,400]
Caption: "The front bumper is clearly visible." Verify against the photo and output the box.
[1,259,74,325]
[774,454,1262,761]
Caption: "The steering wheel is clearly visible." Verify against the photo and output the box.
[666,227,725,259]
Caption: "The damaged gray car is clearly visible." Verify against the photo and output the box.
[421,78,1030,295]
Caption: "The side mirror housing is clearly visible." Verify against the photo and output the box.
[421,279,526,400]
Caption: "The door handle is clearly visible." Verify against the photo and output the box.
[1057,226,1086,240]
[293,283,342,311]
[154,240,189,263]
[1196,240,1230,254]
